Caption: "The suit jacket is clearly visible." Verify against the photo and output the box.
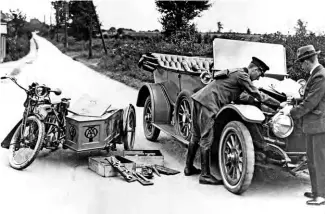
[291,65,325,134]
[191,67,280,116]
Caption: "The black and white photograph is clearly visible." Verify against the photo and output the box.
[1,0,325,213]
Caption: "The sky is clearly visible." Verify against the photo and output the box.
[1,0,325,35]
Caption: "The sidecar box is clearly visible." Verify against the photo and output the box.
[88,155,136,177]
[64,95,125,152]
[64,109,123,152]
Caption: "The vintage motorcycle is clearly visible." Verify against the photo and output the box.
[1,76,70,170]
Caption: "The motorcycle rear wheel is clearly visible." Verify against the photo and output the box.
[8,116,45,170]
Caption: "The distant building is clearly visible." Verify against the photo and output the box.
[0,11,8,62]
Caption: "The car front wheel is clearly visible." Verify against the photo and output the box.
[218,121,255,194]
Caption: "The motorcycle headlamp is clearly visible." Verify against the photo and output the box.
[35,86,48,98]
[270,113,294,138]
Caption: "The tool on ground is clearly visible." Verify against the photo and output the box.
[132,171,154,186]
[149,165,161,177]
[105,157,137,182]
[141,166,154,179]
[154,165,180,175]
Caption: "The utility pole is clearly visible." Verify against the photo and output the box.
[64,0,69,49]
[55,5,59,42]
[88,15,93,59]
[90,1,107,55]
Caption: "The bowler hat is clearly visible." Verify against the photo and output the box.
[251,57,269,77]
[295,45,321,63]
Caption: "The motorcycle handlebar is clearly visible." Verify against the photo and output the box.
[2,76,62,96]
[1,76,27,92]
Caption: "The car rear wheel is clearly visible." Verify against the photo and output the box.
[143,96,160,141]
[218,121,255,194]
[175,91,193,141]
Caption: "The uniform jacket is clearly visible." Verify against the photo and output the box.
[192,67,279,116]
[291,65,325,134]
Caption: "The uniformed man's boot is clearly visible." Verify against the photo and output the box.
[199,147,223,185]
[184,141,201,176]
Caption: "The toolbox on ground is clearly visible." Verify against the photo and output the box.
[88,155,136,177]
[123,150,164,167]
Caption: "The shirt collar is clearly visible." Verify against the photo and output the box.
[310,63,320,75]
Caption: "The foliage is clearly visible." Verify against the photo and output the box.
[294,19,308,37]
[217,21,223,33]
[51,1,66,27]
[156,0,212,36]
[7,9,26,38]
[3,9,31,62]
[4,35,30,62]
[68,0,99,41]
[47,17,325,85]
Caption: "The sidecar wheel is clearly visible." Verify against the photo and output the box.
[122,104,136,150]
[8,116,45,170]
[218,121,255,194]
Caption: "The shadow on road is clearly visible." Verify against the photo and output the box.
[151,136,310,197]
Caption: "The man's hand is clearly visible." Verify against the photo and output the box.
[279,105,293,116]
[286,96,294,104]
[280,101,289,108]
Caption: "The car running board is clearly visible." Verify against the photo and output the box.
[152,124,189,147]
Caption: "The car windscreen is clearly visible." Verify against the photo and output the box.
[212,38,287,77]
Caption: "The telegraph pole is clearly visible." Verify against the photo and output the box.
[64,0,69,49]
[91,1,107,55]
[55,5,59,42]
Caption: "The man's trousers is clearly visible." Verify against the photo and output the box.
[306,132,325,197]
[191,100,215,150]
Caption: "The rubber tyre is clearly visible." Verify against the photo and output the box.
[143,96,160,141]
[175,90,193,141]
[8,116,45,170]
[218,121,255,194]
[123,105,136,150]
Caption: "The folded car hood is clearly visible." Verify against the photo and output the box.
[254,77,301,98]
[213,39,287,76]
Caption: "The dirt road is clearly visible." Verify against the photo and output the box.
[0,35,323,214]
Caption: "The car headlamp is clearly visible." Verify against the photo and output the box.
[270,113,294,138]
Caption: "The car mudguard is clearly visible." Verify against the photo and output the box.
[136,83,172,124]
[1,119,22,149]
[216,104,265,123]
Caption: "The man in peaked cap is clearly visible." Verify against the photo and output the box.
[185,56,280,185]
[281,45,325,205]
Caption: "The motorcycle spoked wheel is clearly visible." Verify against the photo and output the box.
[8,116,45,170]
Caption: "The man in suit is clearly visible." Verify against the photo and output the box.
[280,45,325,205]
[184,57,280,185]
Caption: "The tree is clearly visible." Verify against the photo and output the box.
[51,1,66,42]
[217,21,223,33]
[108,27,116,33]
[294,19,308,37]
[247,28,251,34]
[7,9,26,38]
[156,0,212,36]
[68,0,99,58]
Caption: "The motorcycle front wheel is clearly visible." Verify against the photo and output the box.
[8,116,45,170]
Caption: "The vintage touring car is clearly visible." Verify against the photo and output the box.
[136,38,307,194]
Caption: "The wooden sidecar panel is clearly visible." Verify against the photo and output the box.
[65,109,123,152]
